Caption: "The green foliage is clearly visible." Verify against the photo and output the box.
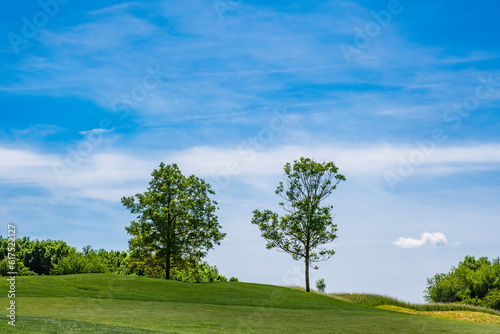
[124,249,229,283]
[0,236,31,260]
[0,236,75,275]
[424,255,500,310]
[79,247,130,275]
[122,162,225,279]
[315,278,326,292]
[0,236,36,275]
[23,239,75,275]
[252,157,345,291]
[93,248,130,275]
[229,276,239,282]
[0,236,132,276]
[483,289,500,310]
[170,261,227,283]
[51,251,110,275]
[126,253,165,278]
[49,246,132,276]
[0,258,36,276]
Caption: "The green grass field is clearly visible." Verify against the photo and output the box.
[0,274,499,333]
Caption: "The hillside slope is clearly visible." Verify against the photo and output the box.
[0,274,498,333]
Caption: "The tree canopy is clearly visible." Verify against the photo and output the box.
[122,162,225,279]
[251,157,345,292]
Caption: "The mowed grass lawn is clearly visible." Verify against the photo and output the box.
[0,274,499,333]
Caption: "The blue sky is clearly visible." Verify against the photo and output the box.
[1,0,500,302]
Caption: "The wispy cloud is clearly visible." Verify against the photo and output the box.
[13,124,63,138]
[393,232,449,249]
[87,2,141,16]
[78,128,114,136]
[441,51,500,64]
[3,0,499,133]
[0,147,56,169]
[170,143,500,178]
[2,141,499,202]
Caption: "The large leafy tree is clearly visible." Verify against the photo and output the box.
[251,157,345,292]
[122,163,225,279]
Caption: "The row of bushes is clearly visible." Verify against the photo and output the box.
[0,236,237,283]
[424,256,500,310]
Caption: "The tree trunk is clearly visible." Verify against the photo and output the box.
[305,249,310,292]
[166,255,171,280]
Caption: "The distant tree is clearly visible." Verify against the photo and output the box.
[122,163,226,280]
[425,255,500,310]
[252,157,345,292]
[316,278,326,293]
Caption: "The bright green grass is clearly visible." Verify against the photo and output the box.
[1,316,167,333]
[0,274,499,333]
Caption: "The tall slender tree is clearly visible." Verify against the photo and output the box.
[251,157,345,292]
[122,163,225,279]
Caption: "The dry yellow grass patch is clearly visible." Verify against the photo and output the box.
[377,305,500,325]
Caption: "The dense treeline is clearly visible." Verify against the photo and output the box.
[425,255,500,310]
[0,236,128,276]
[0,236,235,283]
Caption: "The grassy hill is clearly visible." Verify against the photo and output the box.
[0,274,499,333]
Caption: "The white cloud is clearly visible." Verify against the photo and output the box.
[392,232,449,249]
[171,143,500,178]
[0,147,56,169]
[0,147,154,201]
[78,128,114,136]
[1,142,499,201]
